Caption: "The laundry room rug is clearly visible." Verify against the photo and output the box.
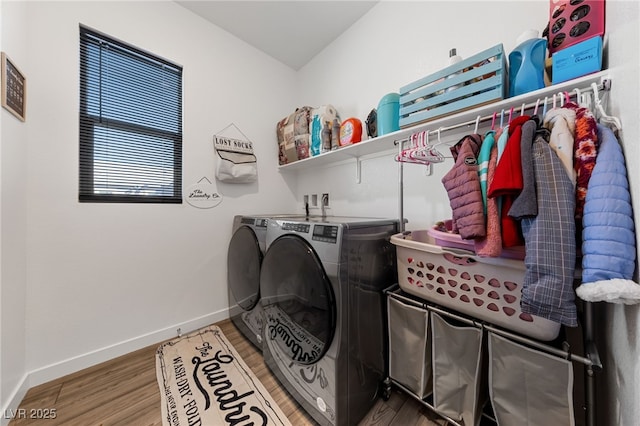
[156,325,292,426]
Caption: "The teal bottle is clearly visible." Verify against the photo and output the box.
[509,30,547,97]
[377,93,400,136]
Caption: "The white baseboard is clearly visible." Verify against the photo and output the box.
[1,374,30,426]
[1,308,229,424]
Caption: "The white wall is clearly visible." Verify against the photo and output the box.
[294,0,550,230]
[13,0,298,394]
[1,0,638,425]
[294,1,640,425]
[0,0,29,416]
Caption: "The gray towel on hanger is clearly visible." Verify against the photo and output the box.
[509,119,538,219]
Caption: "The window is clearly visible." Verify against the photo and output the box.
[79,26,183,203]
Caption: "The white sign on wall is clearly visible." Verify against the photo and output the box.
[185,177,223,209]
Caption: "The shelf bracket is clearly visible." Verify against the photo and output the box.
[355,157,362,184]
[425,162,433,176]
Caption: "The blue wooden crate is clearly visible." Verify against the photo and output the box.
[399,44,507,128]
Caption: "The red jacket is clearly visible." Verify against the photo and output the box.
[487,115,530,246]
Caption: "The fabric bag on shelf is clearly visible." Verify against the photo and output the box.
[214,124,257,183]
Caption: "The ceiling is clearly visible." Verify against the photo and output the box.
[176,1,378,70]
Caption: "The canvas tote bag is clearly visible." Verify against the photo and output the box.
[488,332,575,426]
[387,295,432,398]
[431,312,486,426]
[214,125,257,183]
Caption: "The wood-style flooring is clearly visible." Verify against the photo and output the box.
[9,319,447,426]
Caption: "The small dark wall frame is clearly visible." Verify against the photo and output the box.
[1,52,26,122]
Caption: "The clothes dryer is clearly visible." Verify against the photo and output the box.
[260,216,399,425]
[227,214,308,350]
[227,215,269,350]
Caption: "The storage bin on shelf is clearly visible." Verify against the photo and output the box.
[399,44,507,128]
[391,230,561,341]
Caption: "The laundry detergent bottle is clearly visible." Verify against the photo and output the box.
[508,29,547,97]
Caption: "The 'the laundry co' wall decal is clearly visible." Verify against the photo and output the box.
[185,177,223,209]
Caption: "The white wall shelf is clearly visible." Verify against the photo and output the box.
[278,70,610,173]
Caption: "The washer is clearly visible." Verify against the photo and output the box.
[227,214,308,350]
[260,216,399,425]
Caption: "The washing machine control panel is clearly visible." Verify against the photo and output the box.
[282,222,311,233]
[312,225,338,244]
[240,217,268,227]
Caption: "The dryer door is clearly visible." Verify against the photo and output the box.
[227,226,262,311]
[260,234,336,365]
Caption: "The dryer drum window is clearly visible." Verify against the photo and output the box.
[260,235,337,365]
[227,226,262,311]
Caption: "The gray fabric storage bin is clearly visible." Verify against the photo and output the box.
[431,312,486,426]
[387,295,432,399]
[489,332,575,426]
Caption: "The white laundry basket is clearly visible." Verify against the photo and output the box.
[391,230,561,341]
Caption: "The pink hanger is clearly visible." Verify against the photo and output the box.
[396,132,432,165]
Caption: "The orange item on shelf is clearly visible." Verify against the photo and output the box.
[339,118,363,146]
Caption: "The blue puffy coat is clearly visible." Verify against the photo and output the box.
[576,124,640,304]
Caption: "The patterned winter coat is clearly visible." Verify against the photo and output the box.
[441,134,485,240]
[512,121,578,327]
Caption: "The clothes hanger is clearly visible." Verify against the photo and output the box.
[474,115,481,134]
[395,131,433,165]
[542,96,548,117]
[574,88,588,109]
[395,133,413,162]
[412,128,446,163]
[432,127,448,149]
[520,102,526,116]
[591,82,622,134]
[407,131,427,160]
[398,132,421,161]
[533,98,541,117]
[574,88,582,107]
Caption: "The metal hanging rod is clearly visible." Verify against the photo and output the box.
[395,79,611,145]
